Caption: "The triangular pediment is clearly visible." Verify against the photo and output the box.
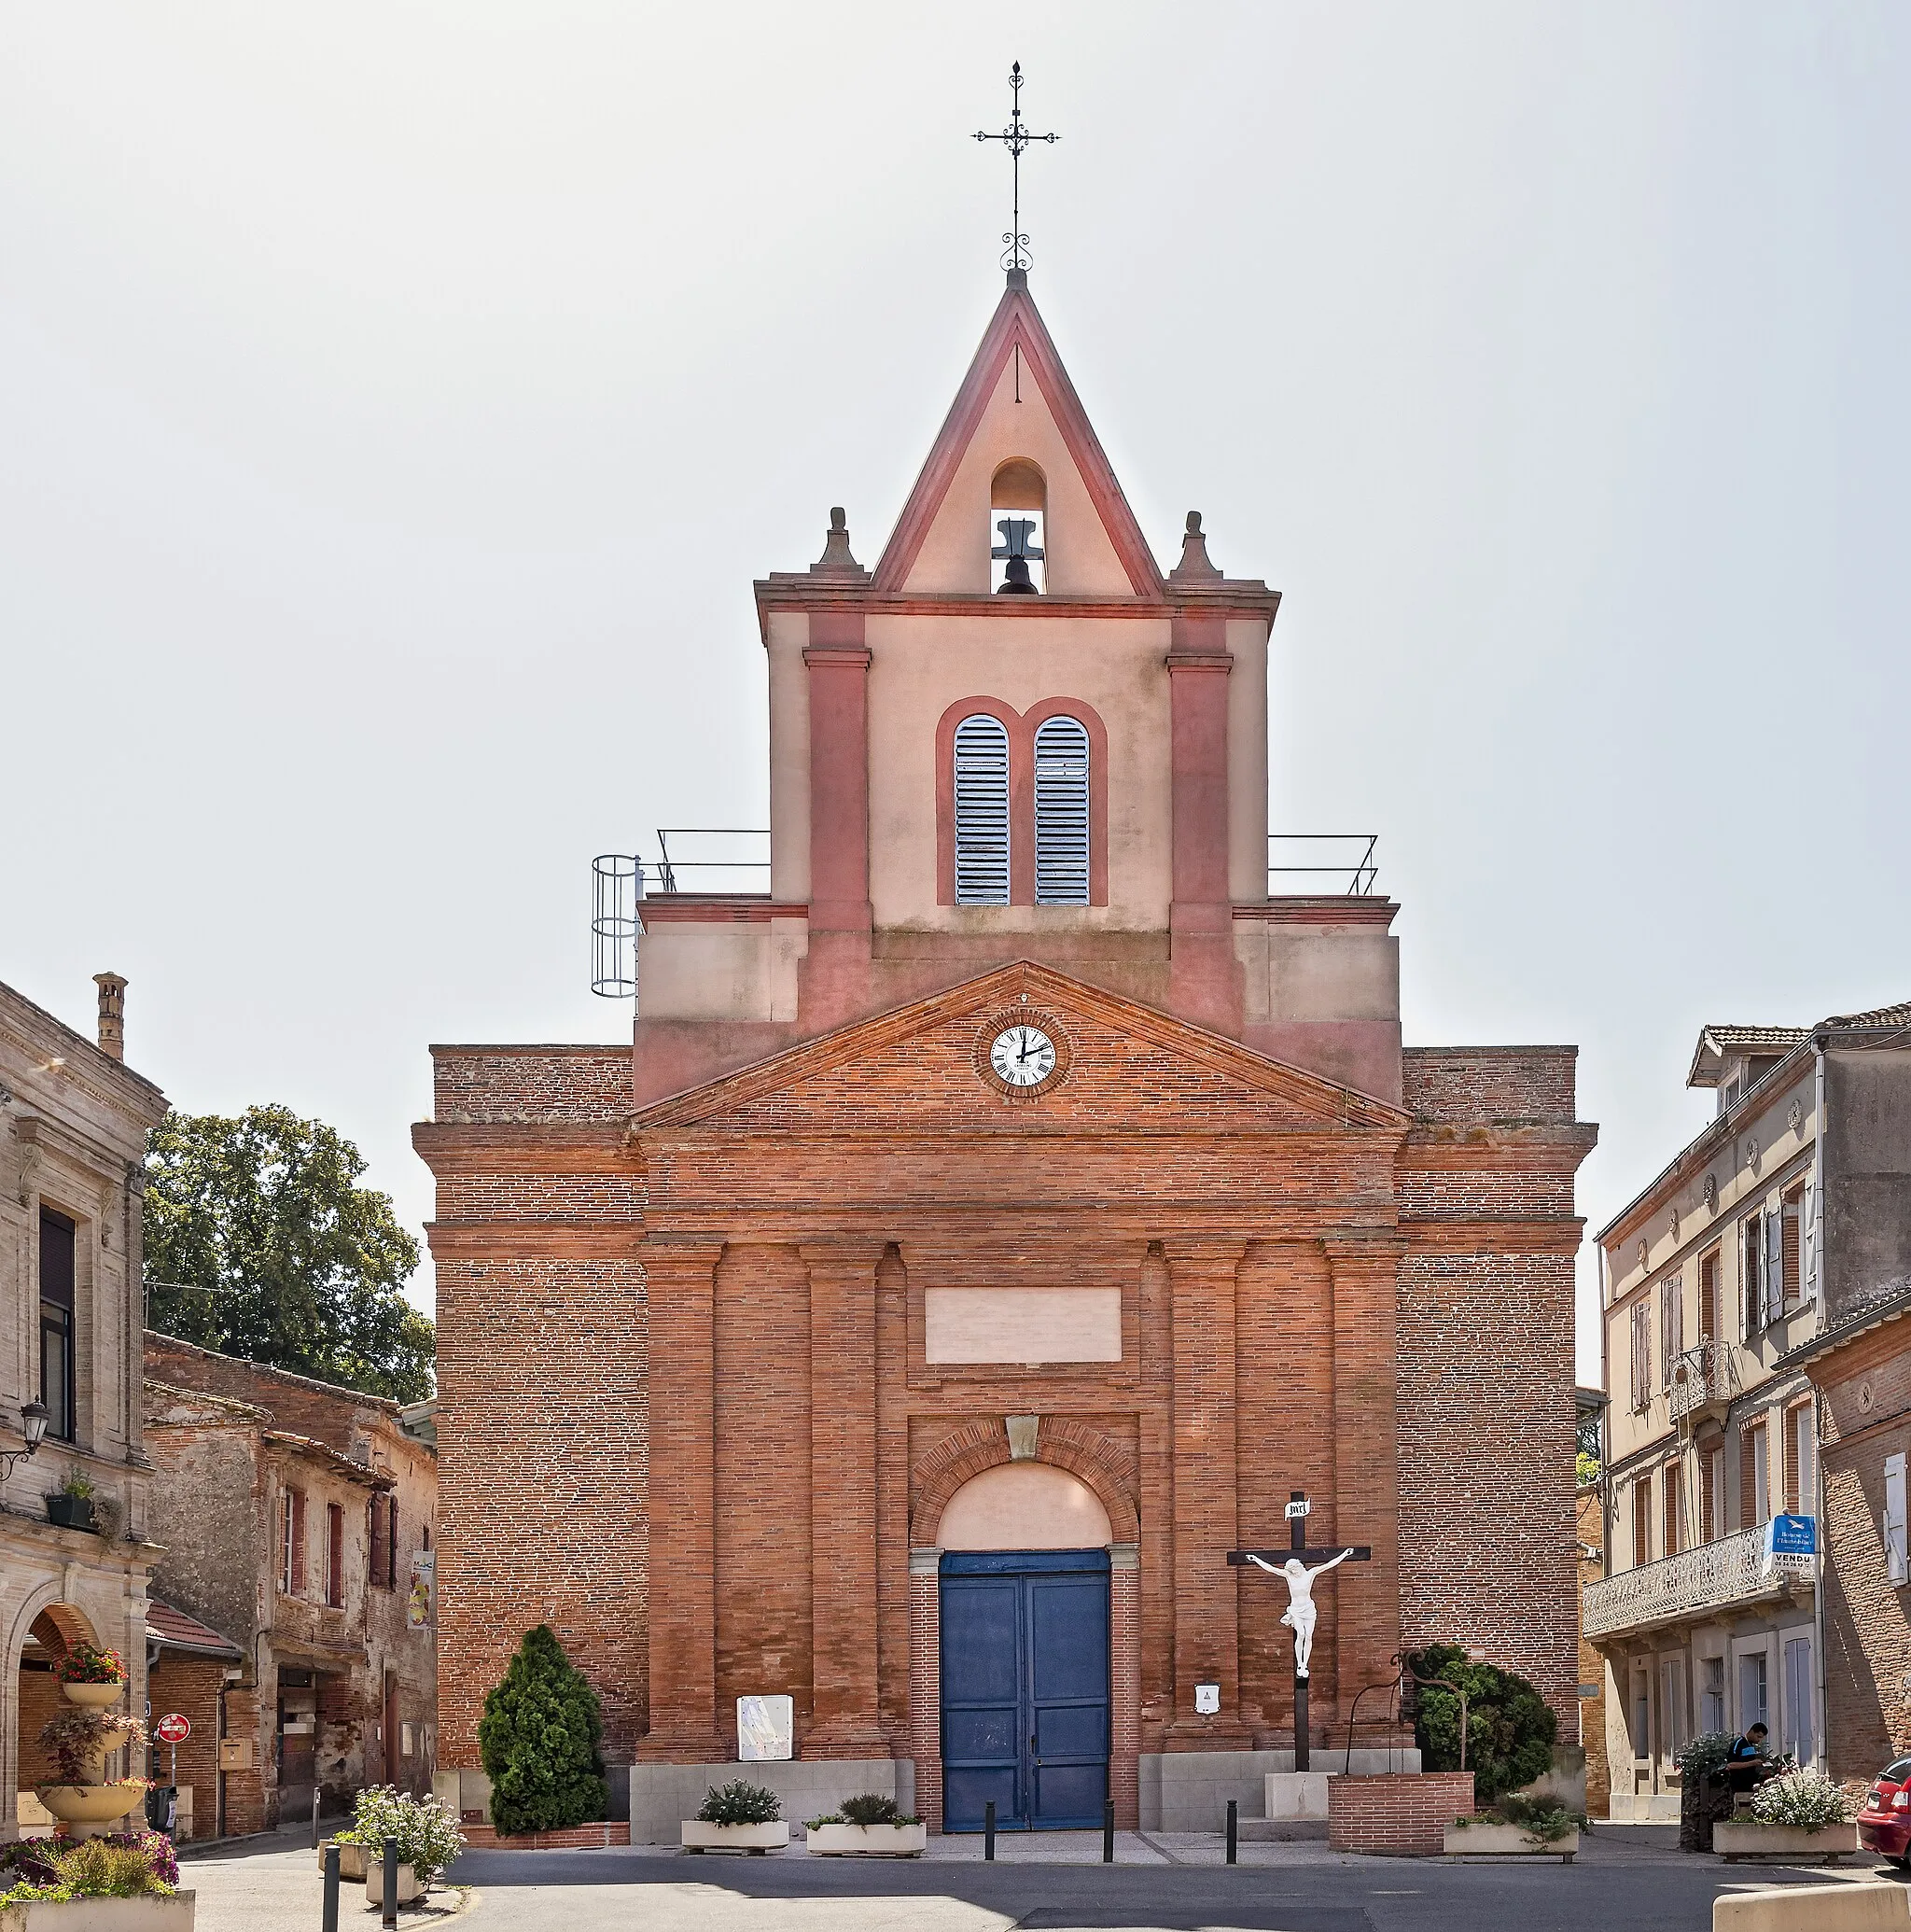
[872,283,1165,601]
[630,962,1408,1136]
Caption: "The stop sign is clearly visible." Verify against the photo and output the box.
[154,1713,189,1744]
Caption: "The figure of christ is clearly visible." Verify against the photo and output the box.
[1246,1547,1354,1679]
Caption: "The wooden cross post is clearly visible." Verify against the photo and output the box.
[1228,1490,1372,1771]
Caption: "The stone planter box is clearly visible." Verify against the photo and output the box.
[1713,1820,1858,1863]
[681,1821,789,1855]
[805,1823,926,1857]
[364,1861,421,1905]
[1443,1822,1580,1861]
[60,1682,126,1710]
[35,1784,148,1829]
[0,1897,195,1932]
[315,1841,368,1881]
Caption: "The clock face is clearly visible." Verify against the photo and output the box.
[990,1024,1057,1089]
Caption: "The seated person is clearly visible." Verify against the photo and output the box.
[1723,1723,1774,1793]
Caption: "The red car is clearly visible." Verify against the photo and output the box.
[1858,1758,1911,1864]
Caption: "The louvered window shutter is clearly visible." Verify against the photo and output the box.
[1033,715,1091,906]
[953,715,1011,904]
[1765,1209,1784,1327]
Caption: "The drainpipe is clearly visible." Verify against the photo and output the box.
[1812,1036,1829,1771]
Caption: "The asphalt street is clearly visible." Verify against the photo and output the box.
[179,1820,1903,1931]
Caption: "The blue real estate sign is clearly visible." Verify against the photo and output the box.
[1765,1513,1818,1575]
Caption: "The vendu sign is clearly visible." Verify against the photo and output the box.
[1764,1514,1818,1576]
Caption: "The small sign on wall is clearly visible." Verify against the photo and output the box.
[217,1738,253,1771]
[408,1550,435,1629]
[1193,1683,1221,1715]
[737,1696,793,1761]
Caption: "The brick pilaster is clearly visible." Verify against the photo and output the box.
[803,1240,889,1756]
[1162,1237,1252,1747]
[1110,1545,1142,1827]
[1326,1236,1405,1720]
[637,1239,727,1760]
[908,1551,942,1831]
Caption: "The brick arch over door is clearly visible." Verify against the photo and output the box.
[934,696,1110,908]
[911,1415,1139,1546]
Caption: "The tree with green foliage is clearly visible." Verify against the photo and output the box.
[1403,1644,1558,1805]
[478,1627,607,1836]
[143,1105,433,1402]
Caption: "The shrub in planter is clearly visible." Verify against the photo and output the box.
[698,1782,782,1827]
[841,1795,922,1827]
[0,1835,178,1904]
[478,1625,607,1835]
[1751,1768,1849,1831]
[351,1785,465,1886]
[1403,1643,1557,1805]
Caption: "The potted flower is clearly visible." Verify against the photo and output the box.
[316,1829,369,1881]
[1714,1767,1858,1863]
[0,1830,190,1928]
[58,1641,129,1708]
[34,1708,150,1831]
[682,1780,788,1855]
[45,1466,99,1532]
[1444,1793,1581,1860]
[804,1793,927,1856]
[350,1785,465,1900]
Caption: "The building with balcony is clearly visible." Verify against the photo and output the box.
[1588,1000,1911,1816]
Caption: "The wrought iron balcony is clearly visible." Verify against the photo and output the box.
[1667,1339,1739,1424]
[1583,1524,1804,1641]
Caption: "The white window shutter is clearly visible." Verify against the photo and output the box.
[953,715,1011,904]
[1887,1454,1908,1586]
[1804,1183,1820,1301]
[1740,1220,1756,1341]
[1765,1209,1784,1326]
[1032,715,1091,905]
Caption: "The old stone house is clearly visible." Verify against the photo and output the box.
[417,269,1597,1838]
[142,1335,438,1832]
[2,974,166,1845]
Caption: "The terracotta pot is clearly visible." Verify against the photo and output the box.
[61,1679,126,1708]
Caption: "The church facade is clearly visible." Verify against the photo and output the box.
[416,274,1596,1833]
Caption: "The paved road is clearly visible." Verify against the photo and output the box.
[178,1820,1903,1931]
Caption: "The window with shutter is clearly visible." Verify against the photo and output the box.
[953,715,1011,904]
[1765,1209,1784,1325]
[1659,1277,1683,1389]
[1633,1478,1653,1568]
[1792,1402,1815,1514]
[1663,1462,1683,1558]
[1780,1185,1803,1307]
[1032,715,1090,905]
[1699,1249,1719,1342]
[1629,1301,1652,1411]
[1803,1182,1820,1301]
[1741,1213,1764,1337]
[1887,1453,1908,1586]
[327,1503,344,1608]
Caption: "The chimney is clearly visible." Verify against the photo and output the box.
[93,973,127,1061]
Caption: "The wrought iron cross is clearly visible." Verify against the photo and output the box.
[975,62,1059,274]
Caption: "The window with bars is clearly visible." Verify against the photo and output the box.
[953,714,1011,904]
[1033,715,1090,905]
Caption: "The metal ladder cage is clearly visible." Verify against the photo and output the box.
[591,854,644,998]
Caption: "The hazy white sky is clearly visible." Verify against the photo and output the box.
[6,4,1907,1383]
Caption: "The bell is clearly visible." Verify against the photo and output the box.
[997,554,1039,595]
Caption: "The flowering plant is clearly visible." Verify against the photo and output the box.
[351,1785,465,1886]
[56,1642,127,1685]
[35,1708,146,1784]
[1751,1767,1849,1831]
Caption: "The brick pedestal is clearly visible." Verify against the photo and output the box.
[1328,1772,1474,1856]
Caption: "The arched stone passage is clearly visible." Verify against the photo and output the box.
[29,1604,97,1661]
[9,1595,105,1812]
[938,1462,1113,1551]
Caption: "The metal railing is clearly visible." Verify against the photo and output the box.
[1268,833,1379,896]
[1583,1523,1801,1640]
[648,829,772,895]
[1667,1339,1738,1423]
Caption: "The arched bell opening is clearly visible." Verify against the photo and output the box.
[991,459,1047,595]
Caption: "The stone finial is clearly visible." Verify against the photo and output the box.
[1169,511,1222,581]
[811,507,864,576]
[93,973,127,1062]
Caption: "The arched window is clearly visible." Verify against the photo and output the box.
[953,714,1011,903]
[1033,715,1090,905]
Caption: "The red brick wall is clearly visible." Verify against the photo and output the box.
[17,1664,65,1788]
[1330,1771,1475,1855]
[145,1332,398,1456]
[146,1655,227,1839]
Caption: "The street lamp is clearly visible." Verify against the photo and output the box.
[1,1399,49,1479]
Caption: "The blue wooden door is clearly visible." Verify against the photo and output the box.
[940,1549,1109,1830]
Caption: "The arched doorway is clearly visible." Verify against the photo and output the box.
[937,1463,1111,1833]
[13,1603,103,1833]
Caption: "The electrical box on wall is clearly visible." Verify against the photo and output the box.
[1194,1682,1221,1715]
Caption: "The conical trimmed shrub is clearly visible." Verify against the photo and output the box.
[477,1625,607,1835]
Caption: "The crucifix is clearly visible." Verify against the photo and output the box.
[1228,1490,1372,1771]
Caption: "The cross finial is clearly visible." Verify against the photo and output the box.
[975,62,1059,281]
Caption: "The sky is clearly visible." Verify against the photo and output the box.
[5,3,1908,1385]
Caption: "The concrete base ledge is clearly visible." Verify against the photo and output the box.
[627,1760,905,1847]
[1713,1882,1910,1931]
[1140,1748,1421,1832]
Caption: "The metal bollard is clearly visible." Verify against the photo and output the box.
[382,1836,399,1929]
[983,1799,996,1861]
[1225,1798,1237,1865]
[1102,1797,1114,1862]
[312,1787,321,1851]
[321,1843,340,1932]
